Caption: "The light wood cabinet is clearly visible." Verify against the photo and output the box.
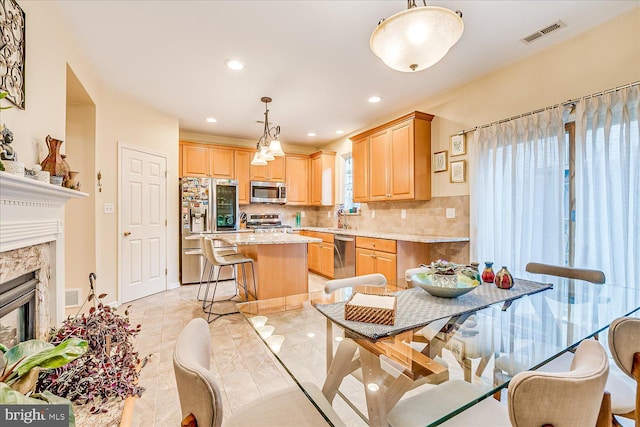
[285,155,310,205]
[351,111,433,202]
[352,136,369,203]
[181,145,209,177]
[302,231,334,278]
[310,150,336,206]
[209,147,234,179]
[250,156,285,182]
[355,237,397,285]
[234,150,252,205]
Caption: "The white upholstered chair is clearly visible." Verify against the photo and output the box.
[173,318,345,427]
[388,339,610,427]
[525,262,606,284]
[606,316,640,425]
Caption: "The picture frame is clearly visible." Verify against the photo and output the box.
[433,150,448,173]
[0,0,26,109]
[450,160,466,183]
[450,134,466,156]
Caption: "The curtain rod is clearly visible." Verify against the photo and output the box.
[456,81,640,135]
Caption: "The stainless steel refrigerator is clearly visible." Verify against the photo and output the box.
[180,177,239,284]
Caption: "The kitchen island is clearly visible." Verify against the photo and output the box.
[215,232,321,301]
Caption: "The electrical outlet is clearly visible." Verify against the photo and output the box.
[104,203,115,214]
[371,210,376,218]
[327,211,331,218]
[301,211,305,218]
[446,208,456,219]
[401,209,407,219]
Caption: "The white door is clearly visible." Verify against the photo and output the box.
[120,146,167,302]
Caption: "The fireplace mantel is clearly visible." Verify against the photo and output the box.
[0,171,89,325]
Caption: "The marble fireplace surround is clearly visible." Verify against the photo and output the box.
[0,172,88,333]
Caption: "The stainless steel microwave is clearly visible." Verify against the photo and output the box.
[250,181,287,204]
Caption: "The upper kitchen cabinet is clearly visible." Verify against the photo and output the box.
[234,150,252,205]
[209,147,234,179]
[310,150,336,206]
[351,111,434,202]
[181,144,209,177]
[285,155,310,205]
[250,155,286,182]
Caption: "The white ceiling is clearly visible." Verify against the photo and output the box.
[57,1,637,146]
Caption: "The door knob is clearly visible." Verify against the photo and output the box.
[123,231,131,237]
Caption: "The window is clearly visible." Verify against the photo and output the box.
[342,154,359,212]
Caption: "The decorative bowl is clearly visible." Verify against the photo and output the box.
[411,272,479,298]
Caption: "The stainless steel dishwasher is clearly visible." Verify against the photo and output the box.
[334,234,355,278]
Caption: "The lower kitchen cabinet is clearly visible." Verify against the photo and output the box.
[355,237,397,285]
[302,231,334,278]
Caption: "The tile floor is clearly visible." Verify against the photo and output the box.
[126,273,330,426]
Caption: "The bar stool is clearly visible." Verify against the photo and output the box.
[196,236,238,303]
[201,237,257,323]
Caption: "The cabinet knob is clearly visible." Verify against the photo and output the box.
[372,243,375,247]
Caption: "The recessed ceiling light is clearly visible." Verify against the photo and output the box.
[335,130,345,135]
[225,59,244,70]
[307,132,316,137]
[368,96,381,103]
[206,117,217,123]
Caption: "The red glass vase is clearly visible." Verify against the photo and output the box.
[495,266,514,289]
[481,262,495,283]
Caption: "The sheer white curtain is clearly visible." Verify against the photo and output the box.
[574,86,639,286]
[471,109,565,275]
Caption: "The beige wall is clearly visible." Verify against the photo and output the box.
[2,2,180,307]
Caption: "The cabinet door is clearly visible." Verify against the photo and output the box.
[210,147,234,179]
[269,156,286,181]
[389,120,415,200]
[375,251,397,286]
[355,248,375,276]
[352,136,369,203]
[234,150,251,205]
[308,242,322,273]
[250,163,269,181]
[369,129,390,201]
[310,155,323,205]
[286,155,309,205]
[321,243,334,278]
[181,145,209,177]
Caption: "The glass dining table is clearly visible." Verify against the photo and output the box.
[237,276,640,427]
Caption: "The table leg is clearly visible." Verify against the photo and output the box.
[359,349,389,427]
[322,338,359,403]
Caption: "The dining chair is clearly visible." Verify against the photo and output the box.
[174,318,345,427]
[388,339,610,427]
[200,237,256,322]
[525,262,606,284]
[606,316,640,426]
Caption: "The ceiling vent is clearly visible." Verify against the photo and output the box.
[521,20,567,44]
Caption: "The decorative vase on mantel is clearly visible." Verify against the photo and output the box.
[494,266,514,289]
[40,135,69,182]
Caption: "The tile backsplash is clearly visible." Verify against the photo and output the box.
[241,195,470,238]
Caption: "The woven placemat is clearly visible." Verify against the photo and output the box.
[314,279,552,340]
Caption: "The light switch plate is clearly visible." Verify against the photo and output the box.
[371,210,376,218]
[104,203,115,214]
[327,211,331,218]
[301,211,305,218]
[401,209,407,219]
[446,208,456,219]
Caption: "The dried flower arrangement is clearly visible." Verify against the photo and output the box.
[424,259,459,275]
[38,274,147,414]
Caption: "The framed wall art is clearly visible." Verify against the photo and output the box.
[0,0,26,109]
[433,150,447,172]
[450,160,466,183]
[450,134,466,156]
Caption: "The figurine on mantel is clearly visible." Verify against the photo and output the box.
[0,125,16,161]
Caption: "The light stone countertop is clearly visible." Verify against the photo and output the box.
[300,227,469,244]
[213,232,321,246]
[183,229,254,240]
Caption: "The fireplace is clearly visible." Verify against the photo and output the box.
[0,271,36,348]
